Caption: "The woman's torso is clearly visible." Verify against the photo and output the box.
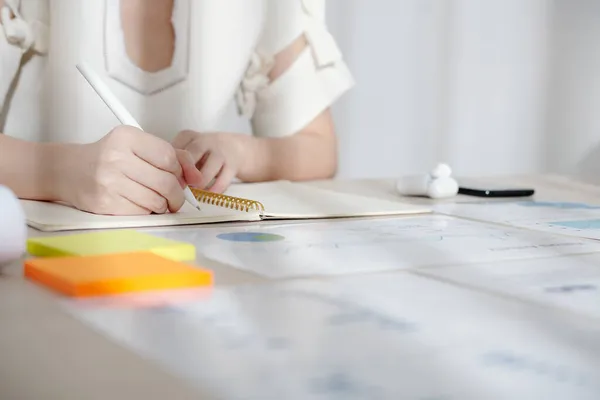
[1,0,266,143]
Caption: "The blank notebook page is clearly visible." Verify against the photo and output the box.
[225,181,430,219]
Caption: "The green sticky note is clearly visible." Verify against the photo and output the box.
[27,230,196,261]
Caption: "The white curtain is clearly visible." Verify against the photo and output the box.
[325,0,600,183]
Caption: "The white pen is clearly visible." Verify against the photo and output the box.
[76,62,201,211]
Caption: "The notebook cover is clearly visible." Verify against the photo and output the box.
[22,182,430,232]
[22,200,261,232]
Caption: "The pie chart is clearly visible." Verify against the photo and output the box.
[217,232,285,242]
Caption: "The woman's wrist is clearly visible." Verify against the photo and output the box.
[37,141,85,202]
[238,134,275,182]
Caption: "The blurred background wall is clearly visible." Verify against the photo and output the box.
[324,0,600,182]
[222,0,600,182]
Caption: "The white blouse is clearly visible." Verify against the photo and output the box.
[0,0,353,144]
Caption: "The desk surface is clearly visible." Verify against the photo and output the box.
[2,174,600,399]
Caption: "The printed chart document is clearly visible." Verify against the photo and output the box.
[435,200,600,240]
[22,181,429,232]
[62,273,600,400]
[150,214,600,278]
[421,253,600,320]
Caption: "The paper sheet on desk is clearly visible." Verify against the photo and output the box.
[62,273,600,399]
[421,253,600,321]
[435,200,600,240]
[151,214,600,279]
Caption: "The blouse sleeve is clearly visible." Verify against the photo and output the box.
[235,0,355,138]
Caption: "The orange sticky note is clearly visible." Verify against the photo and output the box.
[67,287,213,309]
[24,252,213,298]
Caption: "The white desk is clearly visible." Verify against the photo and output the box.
[2,174,600,399]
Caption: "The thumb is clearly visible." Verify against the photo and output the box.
[175,149,204,188]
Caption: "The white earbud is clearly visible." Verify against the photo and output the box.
[396,163,459,199]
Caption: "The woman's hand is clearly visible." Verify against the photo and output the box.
[56,125,203,215]
[172,130,250,193]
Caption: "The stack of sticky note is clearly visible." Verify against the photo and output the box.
[25,230,212,297]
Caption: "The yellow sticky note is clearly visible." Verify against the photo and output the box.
[27,230,196,261]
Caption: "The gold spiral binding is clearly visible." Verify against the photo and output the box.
[190,188,265,213]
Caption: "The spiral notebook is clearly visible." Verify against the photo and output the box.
[22,181,431,232]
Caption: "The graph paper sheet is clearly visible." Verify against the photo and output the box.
[420,252,600,321]
[63,272,600,400]
[435,200,600,241]
[147,214,600,278]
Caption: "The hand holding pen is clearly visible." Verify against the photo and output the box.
[46,63,203,216]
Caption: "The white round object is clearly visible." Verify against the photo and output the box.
[430,163,452,179]
[396,163,459,199]
[0,185,27,268]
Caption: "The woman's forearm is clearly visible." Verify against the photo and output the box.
[240,108,338,183]
[0,134,67,201]
[241,132,338,183]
